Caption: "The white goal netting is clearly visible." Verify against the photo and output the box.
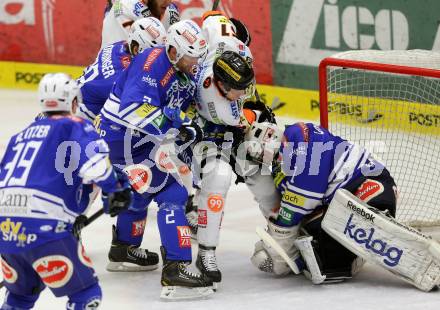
[319,50,440,229]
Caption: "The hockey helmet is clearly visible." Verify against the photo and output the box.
[128,17,167,54]
[245,122,283,165]
[165,20,208,65]
[213,50,255,91]
[38,73,79,113]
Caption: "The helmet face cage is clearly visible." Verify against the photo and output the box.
[165,20,208,64]
[213,51,255,92]
[128,17,167,54]
[38,73,78,113]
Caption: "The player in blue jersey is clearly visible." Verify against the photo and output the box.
[0,73,132,310]
[245,122,397,282]
[96,20,212,299]
[77,17,167,122]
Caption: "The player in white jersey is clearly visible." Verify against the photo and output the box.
[101,0,179,48]
[186,11,259,289]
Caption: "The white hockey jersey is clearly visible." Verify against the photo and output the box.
[194,12,254,126]
[101,0,179,48]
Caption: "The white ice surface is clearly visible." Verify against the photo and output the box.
[0,89,439,309]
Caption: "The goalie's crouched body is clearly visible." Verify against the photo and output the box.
[246,122,440,291]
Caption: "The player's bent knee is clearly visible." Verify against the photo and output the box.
[67,283,102,310]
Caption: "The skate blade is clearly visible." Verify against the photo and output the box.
[106,261,158,272]
[160,285,214,301]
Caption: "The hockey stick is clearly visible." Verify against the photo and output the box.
[0,208,105,290]
[255,226,301,274]
[212,0,221,10]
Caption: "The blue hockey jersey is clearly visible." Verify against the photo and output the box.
[0,116,119,253]
[99,46,197,139]
[274,122,384,226]
[77,41,132,121]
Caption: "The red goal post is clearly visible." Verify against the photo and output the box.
[318,50,440,231]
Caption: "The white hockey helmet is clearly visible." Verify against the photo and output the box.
[165,19,208,65]
[128,17,167,54]
[38,73,79,113]
[245,122,284,165]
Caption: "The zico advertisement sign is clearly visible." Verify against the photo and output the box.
[273,0,440,90]
[0,0,273,84]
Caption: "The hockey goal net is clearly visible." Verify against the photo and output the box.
[319,50,440,231]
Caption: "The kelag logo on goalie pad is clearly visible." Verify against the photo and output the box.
[344,214,403,267]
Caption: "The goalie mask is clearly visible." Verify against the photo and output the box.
[245,122,283,165]
[38,73,79,113]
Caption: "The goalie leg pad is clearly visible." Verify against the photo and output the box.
[322,189,440,291]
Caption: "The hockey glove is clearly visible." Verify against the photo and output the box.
[72,215,88,239]
[243,99,277,124]
[178,119,204,145]
[102,171,132,217]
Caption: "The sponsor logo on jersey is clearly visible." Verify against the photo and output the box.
[344,214,403,267]
[0,191,30,211]
[203,76,212,88]
[230,102,240,119]
[152,114,166,129]
[124,165,152,194]
[198,209,207,227]
[177,226,191,248]
[207,194,224,213]
[131,219,146,237]
[1,259,18,284]
[33,255,74,288]
[143,48,162,71]
[160,67,175,87]
[135,103,156,118]
[78,242,94,268]
[355,180,384,203]
[282,190,306,207]
[345,200,375,223]
[0,218,37,247]
[278,206,293,224]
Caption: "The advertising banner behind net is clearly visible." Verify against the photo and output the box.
[0,0,273,84]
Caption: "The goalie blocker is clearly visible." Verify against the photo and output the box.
[322,189,440,292]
